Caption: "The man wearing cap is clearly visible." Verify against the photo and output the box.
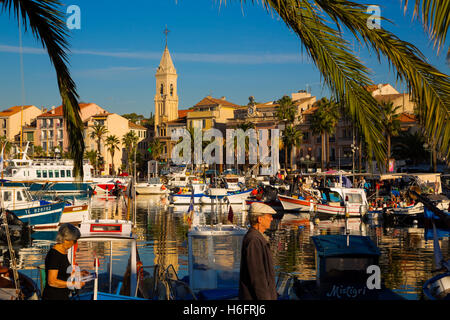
[239,202,277,300]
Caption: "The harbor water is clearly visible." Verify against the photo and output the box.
[5,194,450,300]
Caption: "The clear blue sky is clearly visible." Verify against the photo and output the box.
[0,0,448,118]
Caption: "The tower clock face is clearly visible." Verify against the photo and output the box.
[248,106,255,116]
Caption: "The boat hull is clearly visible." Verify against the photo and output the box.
[278,195,314,212]
[13,202,65,229]
[60,204,89,225]
[135,184,168,195]
[316,203,364,217]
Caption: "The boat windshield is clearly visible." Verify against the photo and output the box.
[345,193,363,204]
[322,191,342,202]
[23,190,34,202]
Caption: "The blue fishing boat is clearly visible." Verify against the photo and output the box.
[0,186,65,229]
[12,202,65,230]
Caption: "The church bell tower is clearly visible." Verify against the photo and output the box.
[154,29,178,137]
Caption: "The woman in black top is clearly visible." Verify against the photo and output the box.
[42,223,87,300]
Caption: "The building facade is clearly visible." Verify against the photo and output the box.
[36,103,106,155]
[0,105,42,146]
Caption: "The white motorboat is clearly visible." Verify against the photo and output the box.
[135,177,169,195]
[169,183,209,204]
[315,187,369,217]
[3,143,94,194]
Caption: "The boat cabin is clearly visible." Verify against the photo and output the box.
[186,224,247,299]
[306,235,381,299]
[68,220,144,300]
[0,186,36,210]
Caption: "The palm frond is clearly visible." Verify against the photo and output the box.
[403,0,450,53]
[313,0,450,160]
[255,0,386,165]
[1,0,85,177]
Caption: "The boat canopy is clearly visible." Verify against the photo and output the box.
[312,235,380,258]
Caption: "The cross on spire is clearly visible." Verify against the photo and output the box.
[163,25,170,47]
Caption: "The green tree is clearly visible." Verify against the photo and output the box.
[122,113,145,124]
[84,150,98,170]
[33,145,45,158]
[380,101,401,169]
[105,135,120,175]
[282,124,303,171]
[309,97,340,171]
[392,131,428,165]
[148,138,164,161]
[89,123,108,174]
[122,131,139,174]
[276,95,297,125]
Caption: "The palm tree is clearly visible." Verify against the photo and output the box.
[122,131,139,174]
[84,150,98,170]
[227,0,450,166]
[282,125,303,171]
[309,97,340,171]
[276,95,297,125]
[233,121,256,171]
[105,135,120,175]
[380,101,401,169]
[392,131,428,165]
[33,145,45,158]
[89,123,108,174]
[1,0,85,176]
[148,138,164,161]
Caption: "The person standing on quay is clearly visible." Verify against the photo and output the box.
[239,203,277,300]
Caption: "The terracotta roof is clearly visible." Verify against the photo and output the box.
[194,96,240,108]
[38,103,94,118]
[128,121,146,130]
[399,113,416,123]
[0,105,35,117]
[178,109,194,118]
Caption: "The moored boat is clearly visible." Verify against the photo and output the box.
[315,187,369,217]
[0,186,65,229]
[3,151,94,194]
[278,194,315,212]
[68,220,147,300]
[278,234,404,300]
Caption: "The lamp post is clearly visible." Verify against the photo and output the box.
[351,143,359,183]
[300,154,315,173]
